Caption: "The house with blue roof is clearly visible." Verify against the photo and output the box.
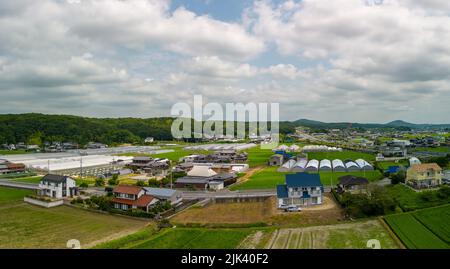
[276,172,324,208]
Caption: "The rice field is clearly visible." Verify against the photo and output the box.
[384,205,450,249]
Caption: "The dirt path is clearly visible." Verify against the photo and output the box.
[236,166,265,184]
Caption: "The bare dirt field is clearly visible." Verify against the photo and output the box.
[172,194,344,227]
[266,220,400,249]
[172,197,277,225]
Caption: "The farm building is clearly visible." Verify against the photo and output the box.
[0,159,26,174]
[345,161,360,172]
[355,159,374,170]
[305,159,319,172]
[409,157,421,166]
[291,159,308,172]
[332,159,346,172]
[268,154,284,166]
[187,166,218,177]
[278,159,296,172]
[319,159,332,172]
[276,172,323,207]
[289,144,300,152]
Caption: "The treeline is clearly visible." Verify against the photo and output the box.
[0,113,297,146]
[0,113,174,146]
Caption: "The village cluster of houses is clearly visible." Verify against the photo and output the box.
[127,156,170,177]
[181,150,248,164]
[31,174,181,213]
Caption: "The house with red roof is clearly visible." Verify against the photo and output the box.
[111,185,158,212]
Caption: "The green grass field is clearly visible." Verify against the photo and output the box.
[377,160,408,170]
[412,205,450,244]
[246,147,275,167]
[0,150,28,155]
[306,150,375,162]
[0,187,32,205]
[119,147,212,162]
[384,212,448,249]
[385,184,450,211]
[414,147,450,153]
[0,187,148,249]
[130,228,253,249]
[231,167,383,190]
[11,176,43,184]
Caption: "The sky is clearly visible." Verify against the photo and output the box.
[1,0,450,123]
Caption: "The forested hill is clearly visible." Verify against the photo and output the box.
[0,114,175,145]
[0,113,296,145]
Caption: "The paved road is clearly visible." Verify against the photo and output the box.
[181,189,277,199]
[0,180,39,190]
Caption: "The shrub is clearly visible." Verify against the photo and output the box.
[148,178,160,187]
[95,178,105,187]
[136,181,145,187]
[79,182,89,188]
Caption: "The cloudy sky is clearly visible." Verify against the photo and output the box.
[1,0,450,123]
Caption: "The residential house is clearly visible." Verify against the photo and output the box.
[337,175,369,193]
[38,174,78,199]
[144,137,154,143]
[143,187,182,205]
[406,163,443,189]
[111,185,158,212]
[276,173,324,208]
[175,165,237,190]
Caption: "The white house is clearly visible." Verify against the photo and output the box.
[144,137,154,143]
[38,174,77,199]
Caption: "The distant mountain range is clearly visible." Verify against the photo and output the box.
[293,119,450,130]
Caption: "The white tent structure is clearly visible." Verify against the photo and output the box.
[289,144,300,152]
[332,159,346,172]
[187,166,218,177]
[305,159,319,172]
[355,159,374,170]
[345,161,361,172]
[278,159,296,172]
[291,159,308,172]
[319,159,332,172]
[409,157,421,166]
[277,145,289,151]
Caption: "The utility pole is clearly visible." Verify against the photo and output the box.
[48,160,50,174]
[170,160,173,189]
[80,155,83,179]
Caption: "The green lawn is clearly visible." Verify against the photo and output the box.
[412,205,450,244]
[0,187,148,248]
[130,228,253,249]
[306,150,375,162]
[0,187,32,205]
[231,167,383,190]
[384,210,449,249]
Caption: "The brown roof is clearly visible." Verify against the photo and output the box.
[410,163,442,173]
[113,185,143,195]
[111,195,155,208]
[6,163,25,169]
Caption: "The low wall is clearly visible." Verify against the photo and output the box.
[24,197,64,208]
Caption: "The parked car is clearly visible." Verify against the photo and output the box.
[284,205,301,212]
